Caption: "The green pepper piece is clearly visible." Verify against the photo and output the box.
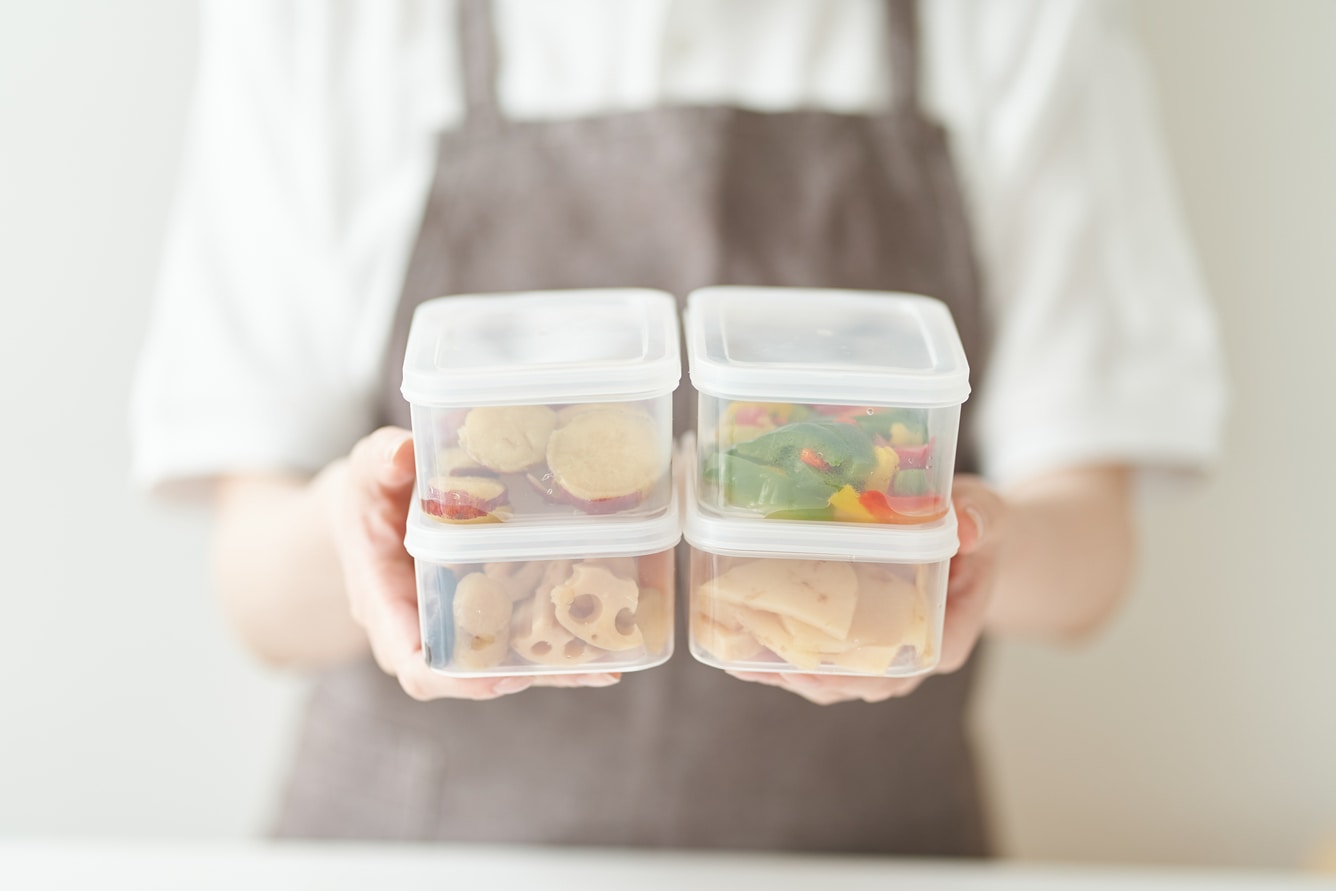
[715,454,835,512]
[731,421,877,487]
[891,468,930,497]
[728,426,795,466]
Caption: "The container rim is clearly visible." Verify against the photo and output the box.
[405,486,683,563]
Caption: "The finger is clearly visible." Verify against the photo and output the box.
[938,549,998,673]
[844,676,923,703]
[351,426,416,493]
[530,673,622,688]
[364,578,422,677]
[342,428,417,569]
[728,671,921,705]
[776,672,922,704]
[728,670,793,690]
[727,670,850,705]
[332,428,426,681]
[950,475,1006,557]
[398,672,621,698]
[395,657,534,702]
[347,553,421,675]
[948,549,982,595]
[937,475,1007,673]
[955,504,986,555]
[765,674,850,706]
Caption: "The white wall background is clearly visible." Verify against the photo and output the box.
[0,0,1331,870]
[0,1,303,838]
[977,0,1336,870]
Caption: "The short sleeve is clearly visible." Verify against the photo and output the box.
[922,0,1228,487]
[130,0,448,495]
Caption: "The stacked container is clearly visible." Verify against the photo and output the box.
[683,287,970,677]
[400,289,682,676]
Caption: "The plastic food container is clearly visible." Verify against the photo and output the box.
[684,468,957,677]
[404,492,680,677]
[402,289,681,525]
[685,287,969,526]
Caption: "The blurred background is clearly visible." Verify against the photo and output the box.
[1,0,1332,871]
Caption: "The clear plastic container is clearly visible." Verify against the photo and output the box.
[402,289,681,525]
[404,493,680,677]
[685,287,969,526]
[683,467,957,677]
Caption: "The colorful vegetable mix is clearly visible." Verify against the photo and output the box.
[705,403,948,523]
[730,421,878,485]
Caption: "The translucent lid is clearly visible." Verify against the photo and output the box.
[685,287,970,407]
[683,468,959,563]
[404,488,682,563]
[402,289,682,406]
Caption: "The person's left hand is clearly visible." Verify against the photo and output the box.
[727,474,1008,705]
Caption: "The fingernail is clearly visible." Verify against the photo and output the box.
[964,505,986,549]
[494,677,532,695]
[385,435,409,466]
[583,674,620,687]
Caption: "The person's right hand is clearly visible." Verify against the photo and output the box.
[317,426,621,701]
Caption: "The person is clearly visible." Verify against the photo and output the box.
[132,0,1225,853]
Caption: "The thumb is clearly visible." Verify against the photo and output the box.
[951,475,1005,556]
[356,426,416,491]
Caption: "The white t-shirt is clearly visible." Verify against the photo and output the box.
[131,0,1227,492]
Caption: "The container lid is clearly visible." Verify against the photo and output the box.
[401,289,682,406]
[685,287,970,407]
[404,488,682,563]
[683,468,959,563]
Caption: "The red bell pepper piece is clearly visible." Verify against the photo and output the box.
[857,490,897,521]
[857,490,949,524]
[799,447,832,473]
[887,494,948,521]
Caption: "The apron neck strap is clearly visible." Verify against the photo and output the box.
[458,0,923,123]
[459,0,501,125]
[886,0,922,115]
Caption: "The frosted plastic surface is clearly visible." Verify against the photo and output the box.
[686,287,969,406]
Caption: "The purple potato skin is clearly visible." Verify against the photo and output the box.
[424,476,509,519]
[525,469,644,515]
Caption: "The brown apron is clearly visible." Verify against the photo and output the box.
[274,0,992,855]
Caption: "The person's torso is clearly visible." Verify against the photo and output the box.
[275,0,992,855]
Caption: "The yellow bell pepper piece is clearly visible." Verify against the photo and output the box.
[829,484,876,522]
[889,421,926,447]
[865,446,900,493]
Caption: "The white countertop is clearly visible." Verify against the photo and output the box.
[1,842,1332,891]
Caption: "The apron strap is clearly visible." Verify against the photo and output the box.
[459,0,501,126]
[885,0,922,115]
[458,0,922,123]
